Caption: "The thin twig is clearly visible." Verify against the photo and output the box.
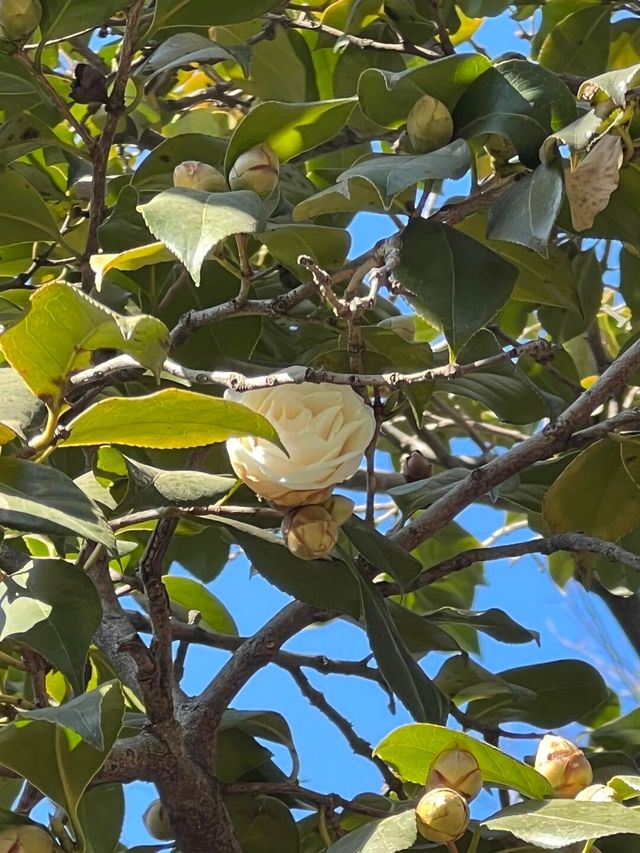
[222,781,393,818]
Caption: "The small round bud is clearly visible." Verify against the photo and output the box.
[534,735,593,798]
[228,144,279,197]
[324,495,355,526]
[0,0,41,41]
[173,161,228,192]
[407,95,453,154]
[282,504,339,561]
[401,451,432,483]
[426,749,483,802]
[415,787,470,843]
[143,800,174,841]
[0,825,55,853]
[575,784,618,802]
[377,315,415,342]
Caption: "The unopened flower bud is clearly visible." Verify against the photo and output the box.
[143,800,174,841]
[377,315,415,342]
[407,94,453,154]
[0,825,55,853]
[426,749,483,802]
[0,0,41,41]
[401,451,432,483]
[228,143,279,197]
[575,784,618,802]
[534,735,593,798]
[173,161,227,192]
[324,495,354,526]
[415,787,470,843]
[282,504,339,560]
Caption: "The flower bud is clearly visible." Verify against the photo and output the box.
[575,784,618,802]
[0,825,55,853]
[0,0,42,41]
[534,735,593,798]
[173,161,228,192]
[426,749,483,802]
[324,495,354,526]
[407,94,453,154]
[415,787,470,843]
[228,144,279,197]
[377,315,415,342]
[143,800,174,841]
[282,504,339,561]
[401,451,432,483]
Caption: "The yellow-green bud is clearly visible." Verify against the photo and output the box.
[426,749,483,802]
[415,787,470,843]
[228,143,279,197]
[377,315,415,342]
[173,161,228,192]
[534,735,593,798]
[575,784,618,802]
[143,800,174,841]
[0,825,55,853]
[406,95,453,154]
[0,0,41,41]
[282,504,339,561]
[324,495,354,526]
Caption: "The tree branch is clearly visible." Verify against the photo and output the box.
[393,338,640,552]
[222,781,393,818]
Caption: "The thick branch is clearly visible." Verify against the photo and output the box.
[393,339,640,552]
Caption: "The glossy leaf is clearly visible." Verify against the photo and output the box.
[0,366,44,444]
[0,559,102,693]
[538,5,611,76]
[61,389,281,450]
[162,576,237,635]
[374,723,552,798]
[327,810,417,853]
[0,168,61,247]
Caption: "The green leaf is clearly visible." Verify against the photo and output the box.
[138,189,264,285]
[90,243,176,290]
[140,33,237,79]
[0,167,61,247]
[225,99,356,171]
[0,55,47,114]
[0,367,44,444]
[220,709,297,758]
[0,682,124,847]
[543,439,640,541]
[358,54,491,128]
[327,809,417,853]
[76,784,125,853]
[453,59,577,168]
[258,224,351,279]
[394,220,517,354]
[0,283,169,410]
[352,564,448,723]
[0,559,102,694]
[374,723,552,798]
[0,457,115,549]
[226,795,300,853]
[62,389,281,450]
[538,5,611,76]
[387,601,461,655]
[435,654,536,704]
[342,515,422,586]
[591,707,640,754]
[465,659,610,727]
[608,775,640,800]
[148,0,283,34]
[219,518,361,616]
[330,140,471,209]
[483,800,640,848]
[389,468,469,517]
[162,576,237,635]
[439,330,548,423]
[487,161,564,255]
[40,0,132,40]
[18,687,112,750]
[538,248,603,341]
[426,607,539,645]
[0,114,73,165]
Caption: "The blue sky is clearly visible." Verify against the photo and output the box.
[70,13,640,848]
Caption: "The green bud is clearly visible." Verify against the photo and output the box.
[143,800,174,841]
[406,95,453,154]
[228,143,279,197]
[173,160,228,192]
[0,0,42,42]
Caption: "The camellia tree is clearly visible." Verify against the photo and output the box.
[5,0,640,851]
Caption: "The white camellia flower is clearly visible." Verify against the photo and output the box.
[225,383,375,507]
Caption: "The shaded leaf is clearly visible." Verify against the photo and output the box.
[258,224,351,279]
[343,515,422,586]
[0,367,44,445]
[427,607,539,645]
[77,784,125,853]
[0,168,61,247]
[40,0,132,40]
